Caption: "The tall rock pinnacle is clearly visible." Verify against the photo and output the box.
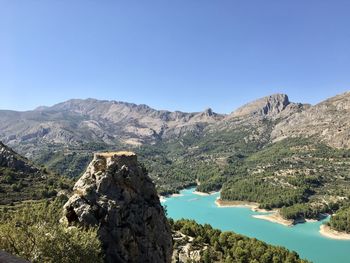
[63,151,173,263]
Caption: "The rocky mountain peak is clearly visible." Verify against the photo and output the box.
[272,91,350,148]
[230,93,290,118]
[63,151,173,263]
[203,108,214,116]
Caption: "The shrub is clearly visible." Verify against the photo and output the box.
[0,197,103,263]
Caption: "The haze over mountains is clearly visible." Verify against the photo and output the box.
[1,92,349,160]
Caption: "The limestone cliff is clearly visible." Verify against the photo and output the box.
[62,151,173,263]
[272,91,350,148]
[229,94,304,119]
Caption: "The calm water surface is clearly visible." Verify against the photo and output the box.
[163,188,350,263]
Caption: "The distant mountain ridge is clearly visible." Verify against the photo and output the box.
[0,98,225,157]
[1,92,349,161]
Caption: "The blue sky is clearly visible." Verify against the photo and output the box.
[1,0,349,113]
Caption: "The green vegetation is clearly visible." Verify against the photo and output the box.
[170,219,309,263]
[221,177,310,210]
[137,124,270,195]
[0,196,102,263]
[0,166,72,205]
[34,142,127,178]
[220,138,350,219]
[36,151,92,178]
[138,134,350,225]
[328,206,350,233]
[280,203,338,220]
[32,126,350,229]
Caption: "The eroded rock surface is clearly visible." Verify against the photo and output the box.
[63,151,173,263]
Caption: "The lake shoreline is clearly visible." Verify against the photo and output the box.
[319,224,350,240]
[164,187,350,263]
[215,198,272,213]
[168,194,328,228]
[215,199,327,227]
[215,198,259,208]
[159,192,184,202]
[193,190,217,196]
[252,213,295,226]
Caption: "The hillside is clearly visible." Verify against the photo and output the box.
[220,137,350,219]
[272,92,350,148]
[0,142,71,205]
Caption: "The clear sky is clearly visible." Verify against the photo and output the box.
[1,0,349,113]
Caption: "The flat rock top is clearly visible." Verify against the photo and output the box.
[95,151,136,158]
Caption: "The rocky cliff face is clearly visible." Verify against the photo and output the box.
[272,92,350,148]
[62,151,173,263]
[228,94,307,119]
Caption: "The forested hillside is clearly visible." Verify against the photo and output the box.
[171,219,309,263]
[0,143,72,205]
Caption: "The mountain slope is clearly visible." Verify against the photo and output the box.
[0,99,224,158]
[272,92,350,148]
[0,142,70,205]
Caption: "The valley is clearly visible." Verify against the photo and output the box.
[1,92,350,262]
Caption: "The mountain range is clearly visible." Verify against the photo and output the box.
[2,92,349,160]
[1,91,350,260]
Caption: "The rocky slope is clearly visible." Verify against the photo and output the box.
[3,92,350,158]
[0,94,309,159]
[272,91,350,148]
[229,93,304,119]
[0,99,224,158]
[62,151,172,263]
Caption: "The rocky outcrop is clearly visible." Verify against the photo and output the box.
[172,231,207,262]
[272,92,350,148]
[230,94,293,118]
[62,151,173,263]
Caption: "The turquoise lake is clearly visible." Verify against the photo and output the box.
[163,188,350,263]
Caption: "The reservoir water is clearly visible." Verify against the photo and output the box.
[163,188,350,263]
